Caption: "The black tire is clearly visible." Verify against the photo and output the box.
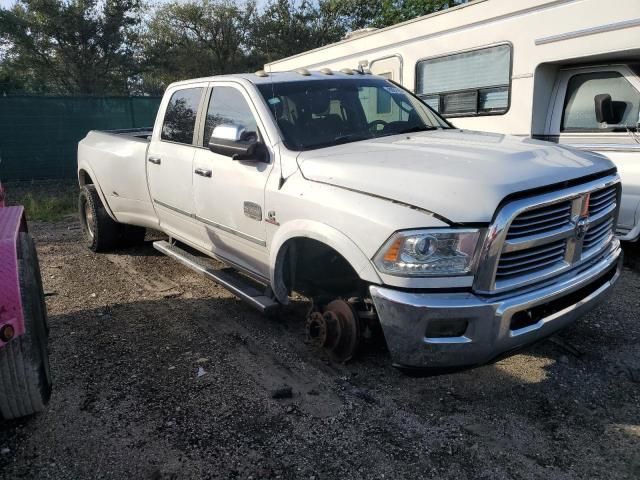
[0,233,52,419]
[79,184,121,252]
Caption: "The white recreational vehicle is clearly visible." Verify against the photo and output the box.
[266,0,640,241]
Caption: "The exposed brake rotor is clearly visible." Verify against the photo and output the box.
[306,299,360,362]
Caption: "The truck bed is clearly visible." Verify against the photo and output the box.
[96,128,153,142]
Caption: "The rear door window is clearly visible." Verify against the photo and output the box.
[561,71,640,131]
[161,87,204,144]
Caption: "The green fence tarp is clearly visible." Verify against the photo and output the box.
[0,96,162,181]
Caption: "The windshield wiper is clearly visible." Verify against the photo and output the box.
[301,133,372,150]
[332,133,373,144]
[396,125,439,134]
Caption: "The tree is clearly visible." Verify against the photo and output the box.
[0,0,144,95]
[338,0,461,30]
[141,0,257,91]
[249,0,347,64]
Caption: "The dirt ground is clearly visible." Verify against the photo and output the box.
[1,208,639,479]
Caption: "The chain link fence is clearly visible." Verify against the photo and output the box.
[0,96,162,181]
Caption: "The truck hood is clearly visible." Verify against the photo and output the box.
[296,130,615,223]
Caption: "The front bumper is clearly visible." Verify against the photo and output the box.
[369,242,622,369]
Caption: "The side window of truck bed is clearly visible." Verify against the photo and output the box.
[561,71,640,131]
[161,88,204,144]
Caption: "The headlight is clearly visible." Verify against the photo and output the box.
[373,229,481,276]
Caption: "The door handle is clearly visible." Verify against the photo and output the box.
[148,156,162,165]
[194,168,212,178]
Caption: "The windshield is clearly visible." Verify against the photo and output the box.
[257,77,451,151]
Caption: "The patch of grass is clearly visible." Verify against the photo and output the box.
[5,181,78,222]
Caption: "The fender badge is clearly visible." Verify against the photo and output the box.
[266,210,279,226]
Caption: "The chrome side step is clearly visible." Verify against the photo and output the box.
[153,240,279,315]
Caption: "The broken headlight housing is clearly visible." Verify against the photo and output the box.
[374,229,481,277]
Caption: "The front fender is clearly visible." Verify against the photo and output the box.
[269,219,382,304]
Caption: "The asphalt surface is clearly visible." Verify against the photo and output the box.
[0,215,639,480]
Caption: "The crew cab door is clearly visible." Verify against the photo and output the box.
[547,65,640,239]
[191,82,274,277]
[147,84,207,243]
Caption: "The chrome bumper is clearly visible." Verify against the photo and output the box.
[369,242,622,369]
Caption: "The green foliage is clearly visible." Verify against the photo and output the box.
[140,0,258,89]
[249,0,347,63]
[338,0,459,29]
[0,0,464,96]
[0,0,144,95]
[8,182,78,221]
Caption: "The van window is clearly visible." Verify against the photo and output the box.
[561,71,640,131]
[161,88,203,144]
[203,86,259,147]
[415,44,511,117]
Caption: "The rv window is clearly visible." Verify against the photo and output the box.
[415,44,511,117]
[561,71,640,132]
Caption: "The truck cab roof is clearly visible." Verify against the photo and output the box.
[168,70,377,89]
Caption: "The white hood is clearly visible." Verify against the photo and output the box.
[297,130,615,223]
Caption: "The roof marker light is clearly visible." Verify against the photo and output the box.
[340,68,354,75]
[255,70,268,77]
[320,68,333,75]
[295,68,311,76]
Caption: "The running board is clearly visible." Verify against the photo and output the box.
[153,240,279,315]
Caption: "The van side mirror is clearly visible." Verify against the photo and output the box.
[594,94,615,125]
[208,124,266,162]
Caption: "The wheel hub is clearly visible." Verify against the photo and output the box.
[306,299,360,362]
[83,200,94,239]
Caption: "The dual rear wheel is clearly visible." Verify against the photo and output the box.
[78,185,146,252]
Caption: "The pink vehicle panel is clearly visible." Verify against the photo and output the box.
[0,205,27,347]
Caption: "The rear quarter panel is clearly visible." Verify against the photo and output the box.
[78,131,158,228]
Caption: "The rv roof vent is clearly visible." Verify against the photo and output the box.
[320,68,333,75]
[295,68,311,76]
[255,70,268,77]
[339,68,354,75]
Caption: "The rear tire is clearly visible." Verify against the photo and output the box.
[79,185,120,252]
[79,185,145,252]
[0,233,52,419]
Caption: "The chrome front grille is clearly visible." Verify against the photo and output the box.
[588,185,617,217]
[506,201,572,240]
[475,175,620,294]
[496,239,566,280]
[582,218,614,253]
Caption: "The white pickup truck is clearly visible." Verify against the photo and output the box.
[77,70,623,370]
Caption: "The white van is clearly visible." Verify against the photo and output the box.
[267,0,640,240]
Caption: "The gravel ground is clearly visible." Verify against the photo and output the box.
[0,212,639,479]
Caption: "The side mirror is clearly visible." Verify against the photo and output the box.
[208,123,266,161]
[594,94,615,124]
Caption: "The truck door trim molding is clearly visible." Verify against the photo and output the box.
[535,18,640,45]
[153,198,267,247]
[153,198,192,218]
[197,215,267,247]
